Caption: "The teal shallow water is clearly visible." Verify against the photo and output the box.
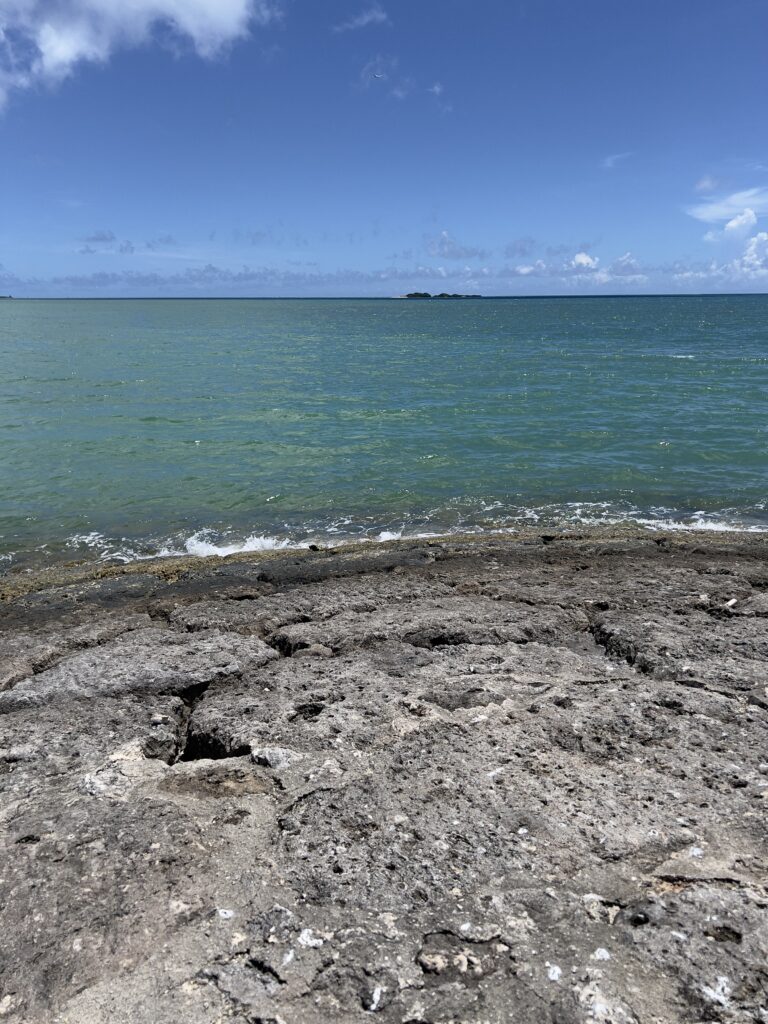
[1,295,767,566]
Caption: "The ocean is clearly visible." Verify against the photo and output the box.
[1,295,766,568]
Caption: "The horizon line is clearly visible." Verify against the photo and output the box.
[2,292,767,301]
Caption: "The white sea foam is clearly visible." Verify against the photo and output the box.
[68,532,136,563]
[632,516,768,533]
[176,531,296,558]
[11,504,765,574]
[568,509,768,534]
[375,529,444,542]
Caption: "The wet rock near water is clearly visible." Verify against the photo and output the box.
[0,532,766,1023]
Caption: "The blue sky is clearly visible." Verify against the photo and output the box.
[1,0,767,296]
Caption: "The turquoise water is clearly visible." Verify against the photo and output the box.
[1,295,767,567]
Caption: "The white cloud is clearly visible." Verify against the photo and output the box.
[572,251,598,269]
[723,207,757,236]
[687,187,768,223]
[334,4,388,32]
[605,252,647,284]
[0,0,280,106]
[674,231,768,284]
[734,231,768,278]
[611,251,637,272]
[506,250,648,286]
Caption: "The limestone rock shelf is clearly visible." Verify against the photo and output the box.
[1,531,766,1023]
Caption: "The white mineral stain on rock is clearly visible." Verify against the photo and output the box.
[0,995,18,1016]
[377,912,403,938]
[577,980,638,1023]
[298,928,324,948]
[251,746,303,769]
[702,976,731,1006]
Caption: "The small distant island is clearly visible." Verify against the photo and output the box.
[403,292,482,299]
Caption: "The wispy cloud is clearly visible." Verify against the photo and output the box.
[426,80,451,112]
[231,226,310,248]
[687,187,768,223]
[601,152,632,170]
[694,174,721,194]
[360,53,397,86]
[83,229,116,243]
[504,237,536,259]
[334,4,389,33]
[145,234,177,250]
[0,0,281,108]
[78,230,180,255]
[359,53,412,98]
[424,230,488,261]
[9,241,768,295]
[13,235,768,296]
[0,260,488,296]
[390,78,413,100]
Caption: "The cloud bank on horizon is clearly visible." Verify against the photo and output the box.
[1,0,767,295]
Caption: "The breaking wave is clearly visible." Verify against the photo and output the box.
[37,500,767,569]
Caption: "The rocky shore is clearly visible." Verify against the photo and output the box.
[1,531,766,1023]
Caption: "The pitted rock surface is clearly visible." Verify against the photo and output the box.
[0,533,766,1023]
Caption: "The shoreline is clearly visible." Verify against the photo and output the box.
[5,510,768,577]
[3,523,768,602]
[1,530,766,1022]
